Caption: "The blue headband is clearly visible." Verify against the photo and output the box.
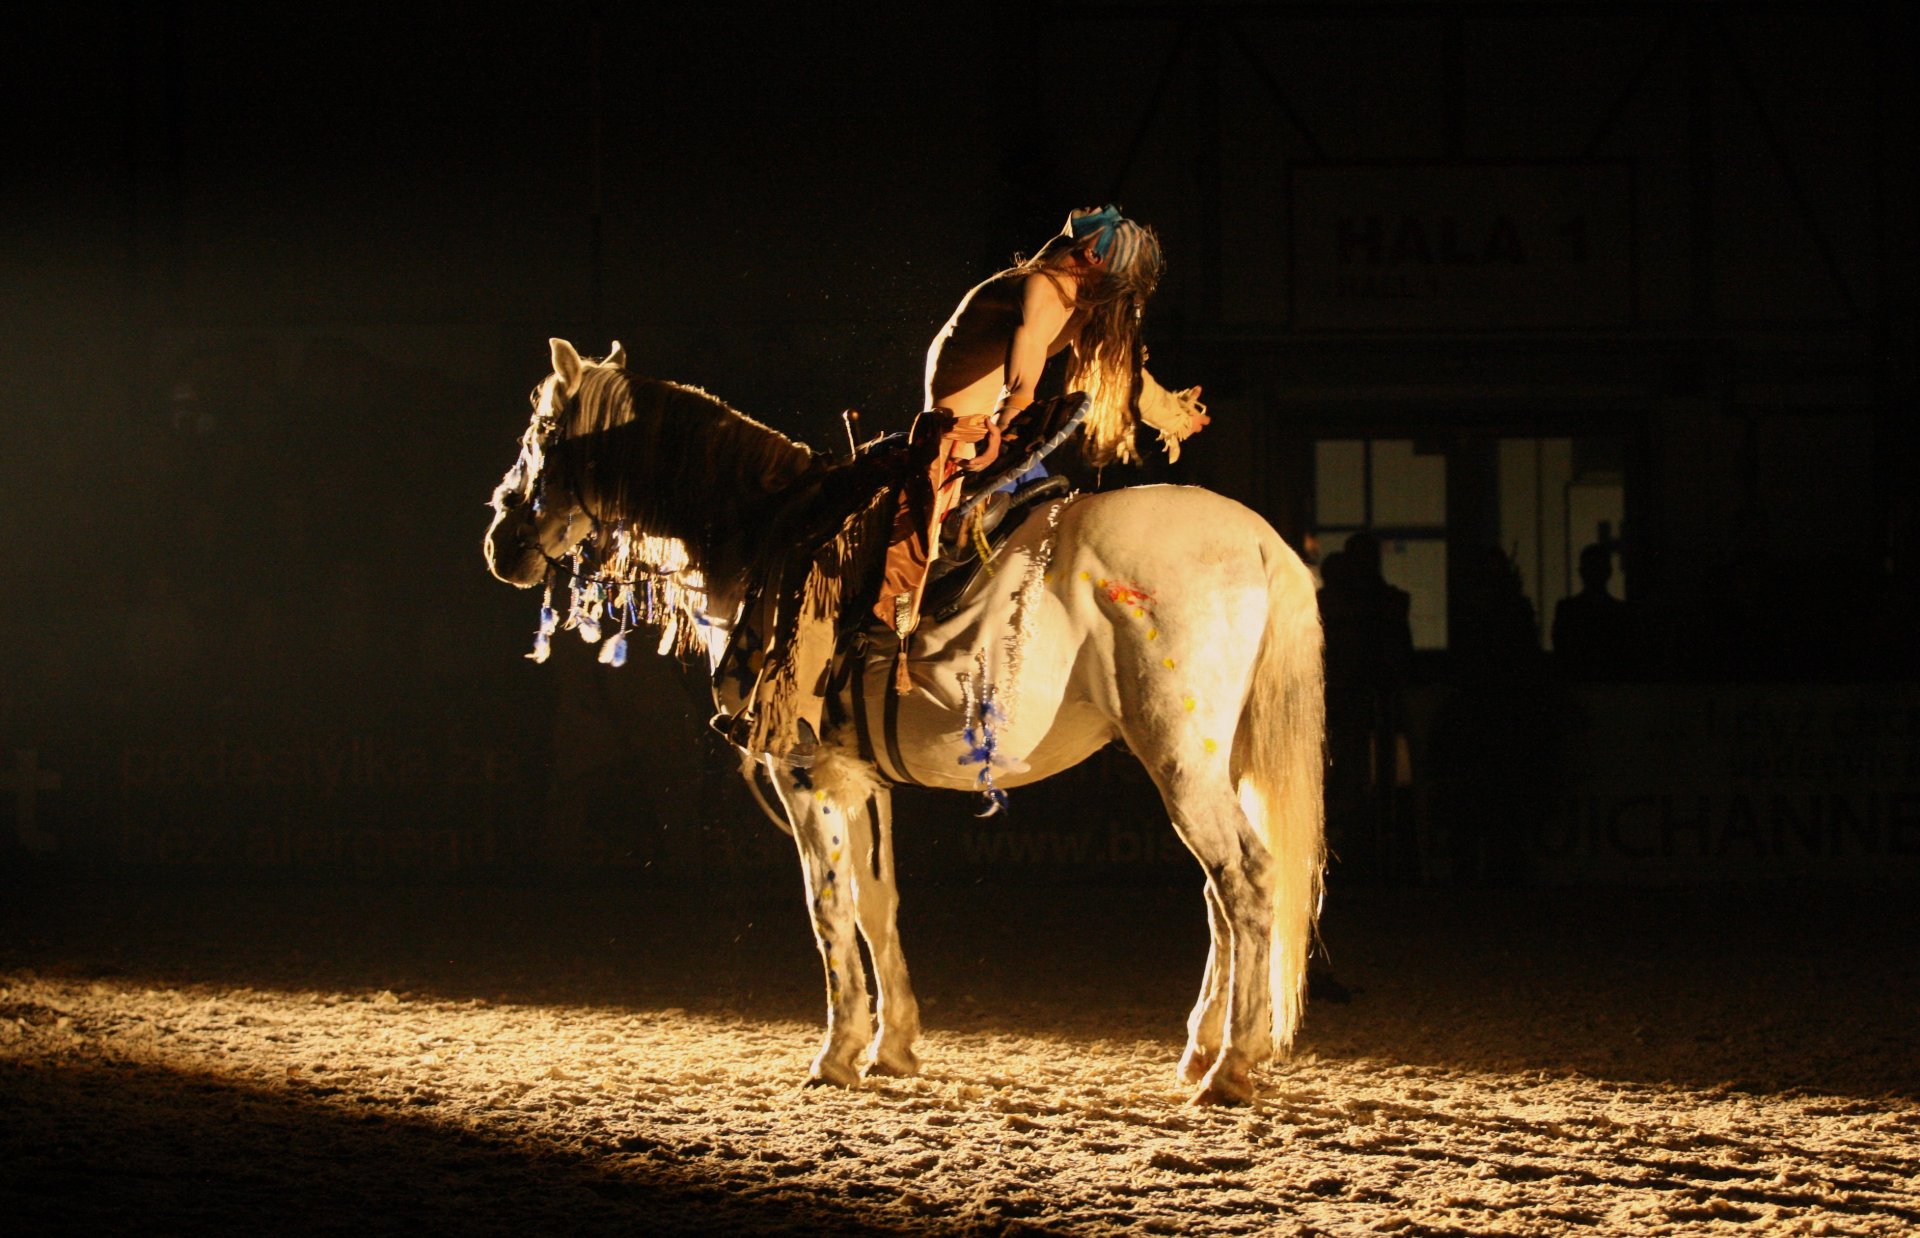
[1068,205,1126,260]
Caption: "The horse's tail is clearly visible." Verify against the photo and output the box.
[1234,538,1326,1053]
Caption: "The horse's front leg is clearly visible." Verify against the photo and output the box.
[772,766,872,1087]
[847,788,921,1077]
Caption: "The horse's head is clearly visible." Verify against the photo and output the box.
[483,337,626,587]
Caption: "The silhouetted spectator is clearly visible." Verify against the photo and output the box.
[1318,533,1414,879]
[1553,543,1635,680]
[1447,545,1541,679]
[1321,535,1413,690]
[1426,546,1568,886]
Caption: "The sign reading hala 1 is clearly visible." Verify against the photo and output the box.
[1288,162,1635,331]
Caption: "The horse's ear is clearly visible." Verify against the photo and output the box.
[550,337,584,395]
[605,340,627,369]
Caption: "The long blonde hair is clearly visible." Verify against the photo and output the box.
[1016,207,1165,466]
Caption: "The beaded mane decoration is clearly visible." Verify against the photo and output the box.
[526,364,817,664]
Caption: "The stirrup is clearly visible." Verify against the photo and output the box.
[710,710,752,745]
[786,719,821,769]
[709,710,820,769]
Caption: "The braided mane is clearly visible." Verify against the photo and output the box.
[543,364,819,656]
[556,365,817,581]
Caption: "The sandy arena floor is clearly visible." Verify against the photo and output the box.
[2,876,1915,1236]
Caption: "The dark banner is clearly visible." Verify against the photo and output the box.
[1538,685,1920,882]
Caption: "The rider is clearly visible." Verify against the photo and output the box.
[875,204,1211,642]
[723,206,1209,761]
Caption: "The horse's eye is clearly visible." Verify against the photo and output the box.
[500,487,526,509]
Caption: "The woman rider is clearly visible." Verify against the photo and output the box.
[726,206,1208,761]
[876,204,1211,639]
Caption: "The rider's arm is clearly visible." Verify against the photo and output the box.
[995,274,1074,421]
[1137,367,1210,463]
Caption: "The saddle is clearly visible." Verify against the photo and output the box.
[847,390,1086,639]
[716,392,1087,759]
[922,474,1072,621]
[821,469,1073,783]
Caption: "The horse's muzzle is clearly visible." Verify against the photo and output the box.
[484,508,549,588]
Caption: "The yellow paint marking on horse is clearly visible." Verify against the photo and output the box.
[1147,628,1158,641]
[1183,696,1196,712]
[1162,657,1177,669]
[1203,738,1218,754]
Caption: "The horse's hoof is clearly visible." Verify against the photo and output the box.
[804,1072,858,1090]
[806,1057,861,1089]
[864,1046,921,1078]
[1177,1047,1216,1086]
[1189,1060,1256,1107]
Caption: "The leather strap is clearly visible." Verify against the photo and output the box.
[847,638,881,775]
[879,635,913,784]
[845,635,916,787]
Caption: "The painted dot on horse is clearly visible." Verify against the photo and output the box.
[484,338,1325,1105]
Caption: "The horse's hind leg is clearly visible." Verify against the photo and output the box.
[1179,884,1231,1085]
[770,765,872,1088]
[1129,747,1276,1105]
[847,789,921,1077]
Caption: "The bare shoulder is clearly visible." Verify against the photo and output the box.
[945,270,1021,326]
[958,268,1067,313]
[1015,268,1076,315]
[943,270,1073,344]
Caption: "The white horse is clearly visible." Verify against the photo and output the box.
[484,339,1325,1104]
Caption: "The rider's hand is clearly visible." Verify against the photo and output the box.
[961,416,1004,472]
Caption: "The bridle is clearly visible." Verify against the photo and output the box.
[494,366,714,664]
[493,375,599,583]
[494,379,566,515]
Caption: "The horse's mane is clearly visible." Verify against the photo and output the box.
[557,365,817,574]
[546,365,819,652]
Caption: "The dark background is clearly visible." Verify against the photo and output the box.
[2,1,1915,888]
